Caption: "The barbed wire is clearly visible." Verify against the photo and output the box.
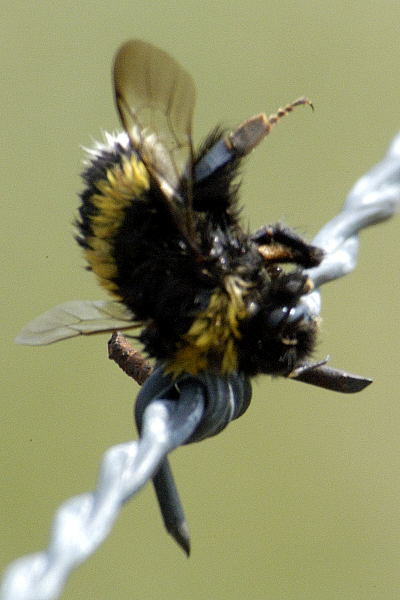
[2,132,400,600]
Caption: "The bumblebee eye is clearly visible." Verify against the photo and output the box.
[266,305,289,328]
[266,303,311,329]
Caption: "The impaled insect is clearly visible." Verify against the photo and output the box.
[16,40,370,393]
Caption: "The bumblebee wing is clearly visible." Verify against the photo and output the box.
[114,39,195,189]
[15,300,135,345]
[114,40,197,244]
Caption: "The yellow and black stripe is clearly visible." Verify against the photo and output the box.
[81,152,150,297]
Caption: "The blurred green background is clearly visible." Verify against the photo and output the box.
[2,2,400,599]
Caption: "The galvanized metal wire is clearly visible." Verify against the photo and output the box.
[2,132,400,600]
[305,132,400,310]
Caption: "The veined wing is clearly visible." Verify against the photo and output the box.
[114,39,196,199]
[15,300,135,345]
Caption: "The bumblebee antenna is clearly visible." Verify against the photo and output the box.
[194,97,313,182]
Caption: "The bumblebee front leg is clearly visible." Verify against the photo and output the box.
[251,224,324,268]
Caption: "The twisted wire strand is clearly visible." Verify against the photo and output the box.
[303,133,400,313]
[2,132,400,600]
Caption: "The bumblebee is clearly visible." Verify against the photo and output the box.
[17,40,324,379]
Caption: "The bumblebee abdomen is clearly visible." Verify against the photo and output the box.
[77,137,150,296]
[77,136,208,354]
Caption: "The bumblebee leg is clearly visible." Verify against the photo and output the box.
[288,360,373,393]
[252,224,324,267]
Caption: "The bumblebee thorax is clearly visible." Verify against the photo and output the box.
[165,275,250,376]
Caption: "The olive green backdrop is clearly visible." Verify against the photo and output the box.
[2,2,400,599]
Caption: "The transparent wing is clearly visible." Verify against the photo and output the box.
[114,39,196,195]
[15,300,135,346]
